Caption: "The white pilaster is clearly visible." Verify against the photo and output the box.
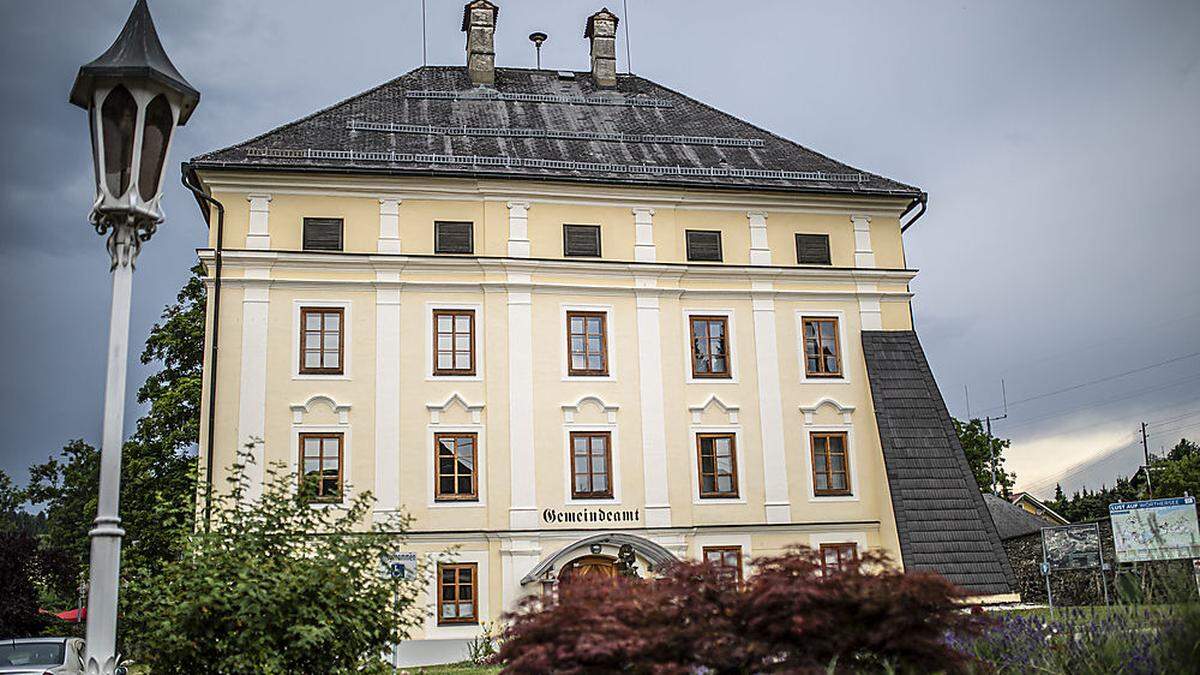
[246,194,271,249]
[748,210,771,266]
[237,268,270,499]
[751,281,791,523]
[500,536,541,609]
[378,197,402,253]
[506,201,531,258]
[852,215,875,268]
[856,282,884,330]
[374,273,401,513]
[633,207,656,262]
[634,277,671,528]
[507,272,537,528]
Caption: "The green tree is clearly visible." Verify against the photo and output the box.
[124,456,422,674]
[954,418,1016,496]
[24,265,206,591]
[1150,438,1200,500]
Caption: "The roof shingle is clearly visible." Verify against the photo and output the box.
[191,66,921,197]
[862,331,1015,596]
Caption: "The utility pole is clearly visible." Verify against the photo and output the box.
[1141,422,1154,498]
[985,381,1009,495]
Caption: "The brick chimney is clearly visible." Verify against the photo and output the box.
[462,0,498,86]
[585,8,619,87]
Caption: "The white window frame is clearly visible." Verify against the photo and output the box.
[794,309,850,385]
[426,301,484,382]
[292,299,352,381]
[681,308,740,384]
[801,416,859,503]
[427,419,487,509]
[560,303,617,382]
[688,425,746,505]
[424,550,490,639]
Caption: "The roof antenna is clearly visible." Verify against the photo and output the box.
[622,0,632,72]
[421,0,428,65]
[528,31,547,70]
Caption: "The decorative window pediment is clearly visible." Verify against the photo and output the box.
[800,397,855,425]
[688,395,740,425]
[427,392,484,425]
[290,395,351,425]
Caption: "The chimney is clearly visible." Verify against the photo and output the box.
[462,0,498,86]
[585,8,619,87]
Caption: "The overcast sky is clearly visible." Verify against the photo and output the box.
[1,0,1197,500]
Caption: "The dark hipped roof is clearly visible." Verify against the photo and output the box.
[190,66,921,197]
[862,331,1014,596]
[983,494,1060,541]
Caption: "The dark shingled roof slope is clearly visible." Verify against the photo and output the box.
[191,65,921,197]
[983,494,1059,541]
[862,331,1014,596]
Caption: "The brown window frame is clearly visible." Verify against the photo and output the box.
[696,433,739,499]
[802,316,843,378]
[437,562,479,625]
[795,233,832,265]
[432,309,476,376]
[689,315,732,379]
[811,431,851,497]
[569,431,614,499]
[819,542,858,574]
[298,432,344,503]
[299,307,345,375]
[566,311,609,377]
[302,217,344,252]
[434,433,479,502]
[702,545,744,585]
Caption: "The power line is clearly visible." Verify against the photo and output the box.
[975,350,1200,416]
[1019,438,1139,494]
[1001,372,1200,431]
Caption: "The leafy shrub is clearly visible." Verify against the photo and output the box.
[497,546,986,674]
[123,454,422,674]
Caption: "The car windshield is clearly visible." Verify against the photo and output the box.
[0,641,66,667]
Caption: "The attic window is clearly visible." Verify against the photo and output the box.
[685,230,723,262]
[563,224,601,257]
[795,234,832,265]
[435,221,474,254]
[303,218,343,252]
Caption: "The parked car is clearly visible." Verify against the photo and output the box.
[0,638,101,675]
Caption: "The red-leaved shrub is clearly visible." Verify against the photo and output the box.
[497,547,989,674]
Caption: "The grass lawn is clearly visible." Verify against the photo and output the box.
[406,662,500,674]
[999,604,1183,623]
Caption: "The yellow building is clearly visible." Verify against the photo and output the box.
[185,2,1014,664]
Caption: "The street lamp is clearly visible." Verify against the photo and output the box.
[68,1,198,671]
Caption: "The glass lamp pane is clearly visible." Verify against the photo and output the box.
[138,94,173,201]
[101,85,137,197]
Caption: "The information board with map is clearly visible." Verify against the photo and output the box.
[1109,497,1200,563]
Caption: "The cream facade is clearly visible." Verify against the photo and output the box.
[194,173,913,647]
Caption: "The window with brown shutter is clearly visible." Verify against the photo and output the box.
[703,546,744,584]
[563,224,602,257]
[303,218,344,251]
[566,311,608,376]
[299,433,343,502]
[685,230,723,262]
[795,233,831,265]
[697,433,738,498]
[435,433,478,501]
[434,221,474,254]
[570,431,613,499]
[802,317,842,377]
[689,315,731,378]
[299,307,344,374]
[437,563,478,625]
[433,309,475,375]
[811,431,851,496]
[819,542,858,574]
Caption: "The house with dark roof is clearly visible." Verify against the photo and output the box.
[185,2,1014,665]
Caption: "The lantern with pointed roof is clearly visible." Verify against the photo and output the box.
[69,0,199,264]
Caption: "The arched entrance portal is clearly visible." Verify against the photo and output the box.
[557,554,617,581]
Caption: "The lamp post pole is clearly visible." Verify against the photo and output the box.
[69,2,200,671]
[84,224,138,668]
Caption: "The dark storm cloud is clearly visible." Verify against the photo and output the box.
[1,1,1197,498]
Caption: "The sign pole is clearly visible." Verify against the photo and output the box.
[1042,563,1054,618]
